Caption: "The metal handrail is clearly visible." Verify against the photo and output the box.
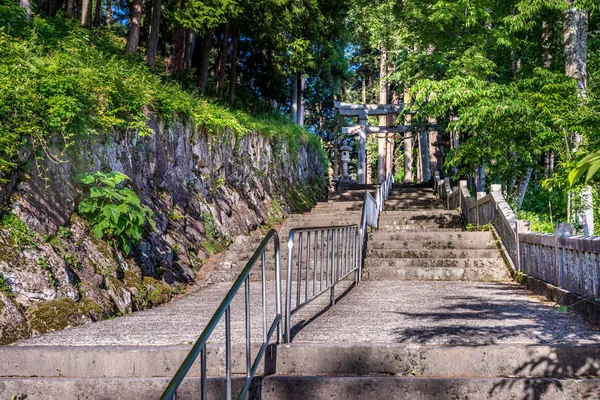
[376,174,394,211]
[161,229,282,400]
[284,224,360,343]
[361,190,380,231]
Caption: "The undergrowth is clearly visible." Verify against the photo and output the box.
[0,0,325,177]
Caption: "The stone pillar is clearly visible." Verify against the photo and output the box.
[404,133,413,183]
[358,113,367,185]
[386,112,397,179]
[450,113,459,177]
[581,186,594,236]
[428,117,438,173]
[378,132,386,183]
[419,128,431,182]
[387,133,394,179]
[340,142,351,182]
[554,223,574,286]
[404,91,413,183]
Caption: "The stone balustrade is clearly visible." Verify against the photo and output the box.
[435,175,600,300]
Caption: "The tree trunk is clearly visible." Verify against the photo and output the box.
[564,2,588,95]
[81,0,91,27]
[540,20,553,68]
[298,74,305,126]
[167,26,187,73]
[361,75,366,104]
[198,31,212,94]
[166,0,187,73]
[145,0,161,67]
[377,47,388,183]
[186,31,196,69]
[65,0,74,18]
[515,168,533,210]
[105,0,113,25]
[544,150,555,178]
[291,72,298,123]
[216,20,230,98]
[20,0,31,19]
[419,129,431,183]
[475,166,486,192]
[125,0,143,54]
[333,133,339,179]
[227,29,239,106]
[404,91,413,183]
[564,1,592,234]
[37,0,63,17]
[93,0,102,26]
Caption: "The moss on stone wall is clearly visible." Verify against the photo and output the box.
[27,298,93,336]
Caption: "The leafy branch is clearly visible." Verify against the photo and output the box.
[78,171,155,255]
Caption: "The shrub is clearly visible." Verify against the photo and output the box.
[78,171,155,255]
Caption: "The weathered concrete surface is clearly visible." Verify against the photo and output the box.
[0,377,253,400]
[16,280,595,348]
[4,343,600,379]
[2,376,599,400]
[291,281,600,345]
[258,376,600,400]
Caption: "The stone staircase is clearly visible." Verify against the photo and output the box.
[1,183,600,399]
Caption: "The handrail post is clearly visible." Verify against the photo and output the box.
[330,229,337,307]
[275,236,282,344]
[284,232,295,344]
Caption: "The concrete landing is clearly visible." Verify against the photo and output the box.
[291,281,600,345]
[16,279,599,348]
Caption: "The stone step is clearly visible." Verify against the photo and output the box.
[259,376,600,400]
[4,375,595,400]
[367,239,497,250]
[369,231,494,241]
[3,343,598,379]
[0,377,247,400]
[377,226,464,232]
[283,221,463,230]
[366,257,505,269]
[364,266,510,281]
[317,200,442,207]
[327,193,437,200]
[365,248,500,259]
[314,208,446,213]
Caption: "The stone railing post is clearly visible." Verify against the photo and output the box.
[515,220,530,272]
[459,180,468,223]
[554,223,574,287]
[490,184,502,224]
[476,192,485,226]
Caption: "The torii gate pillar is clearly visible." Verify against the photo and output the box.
[357,112,367,184]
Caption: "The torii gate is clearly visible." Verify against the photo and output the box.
[335,102,444,185]
[335,102,403,184]
[342,124,408,183]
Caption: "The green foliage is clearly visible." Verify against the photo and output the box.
[0,211,36,249]
[0,0,326,177]
[0,272,11,295]
[63,251,80,270]
[516,210,555,234]
[167,207,185,222]
[268,198,283,225]
[173,0,239,33]
[202,211,215,239]
[569,151,600,185]
[38,257,56,287]
[78,171,155,255]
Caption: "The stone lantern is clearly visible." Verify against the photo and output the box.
[340,142,352,182]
